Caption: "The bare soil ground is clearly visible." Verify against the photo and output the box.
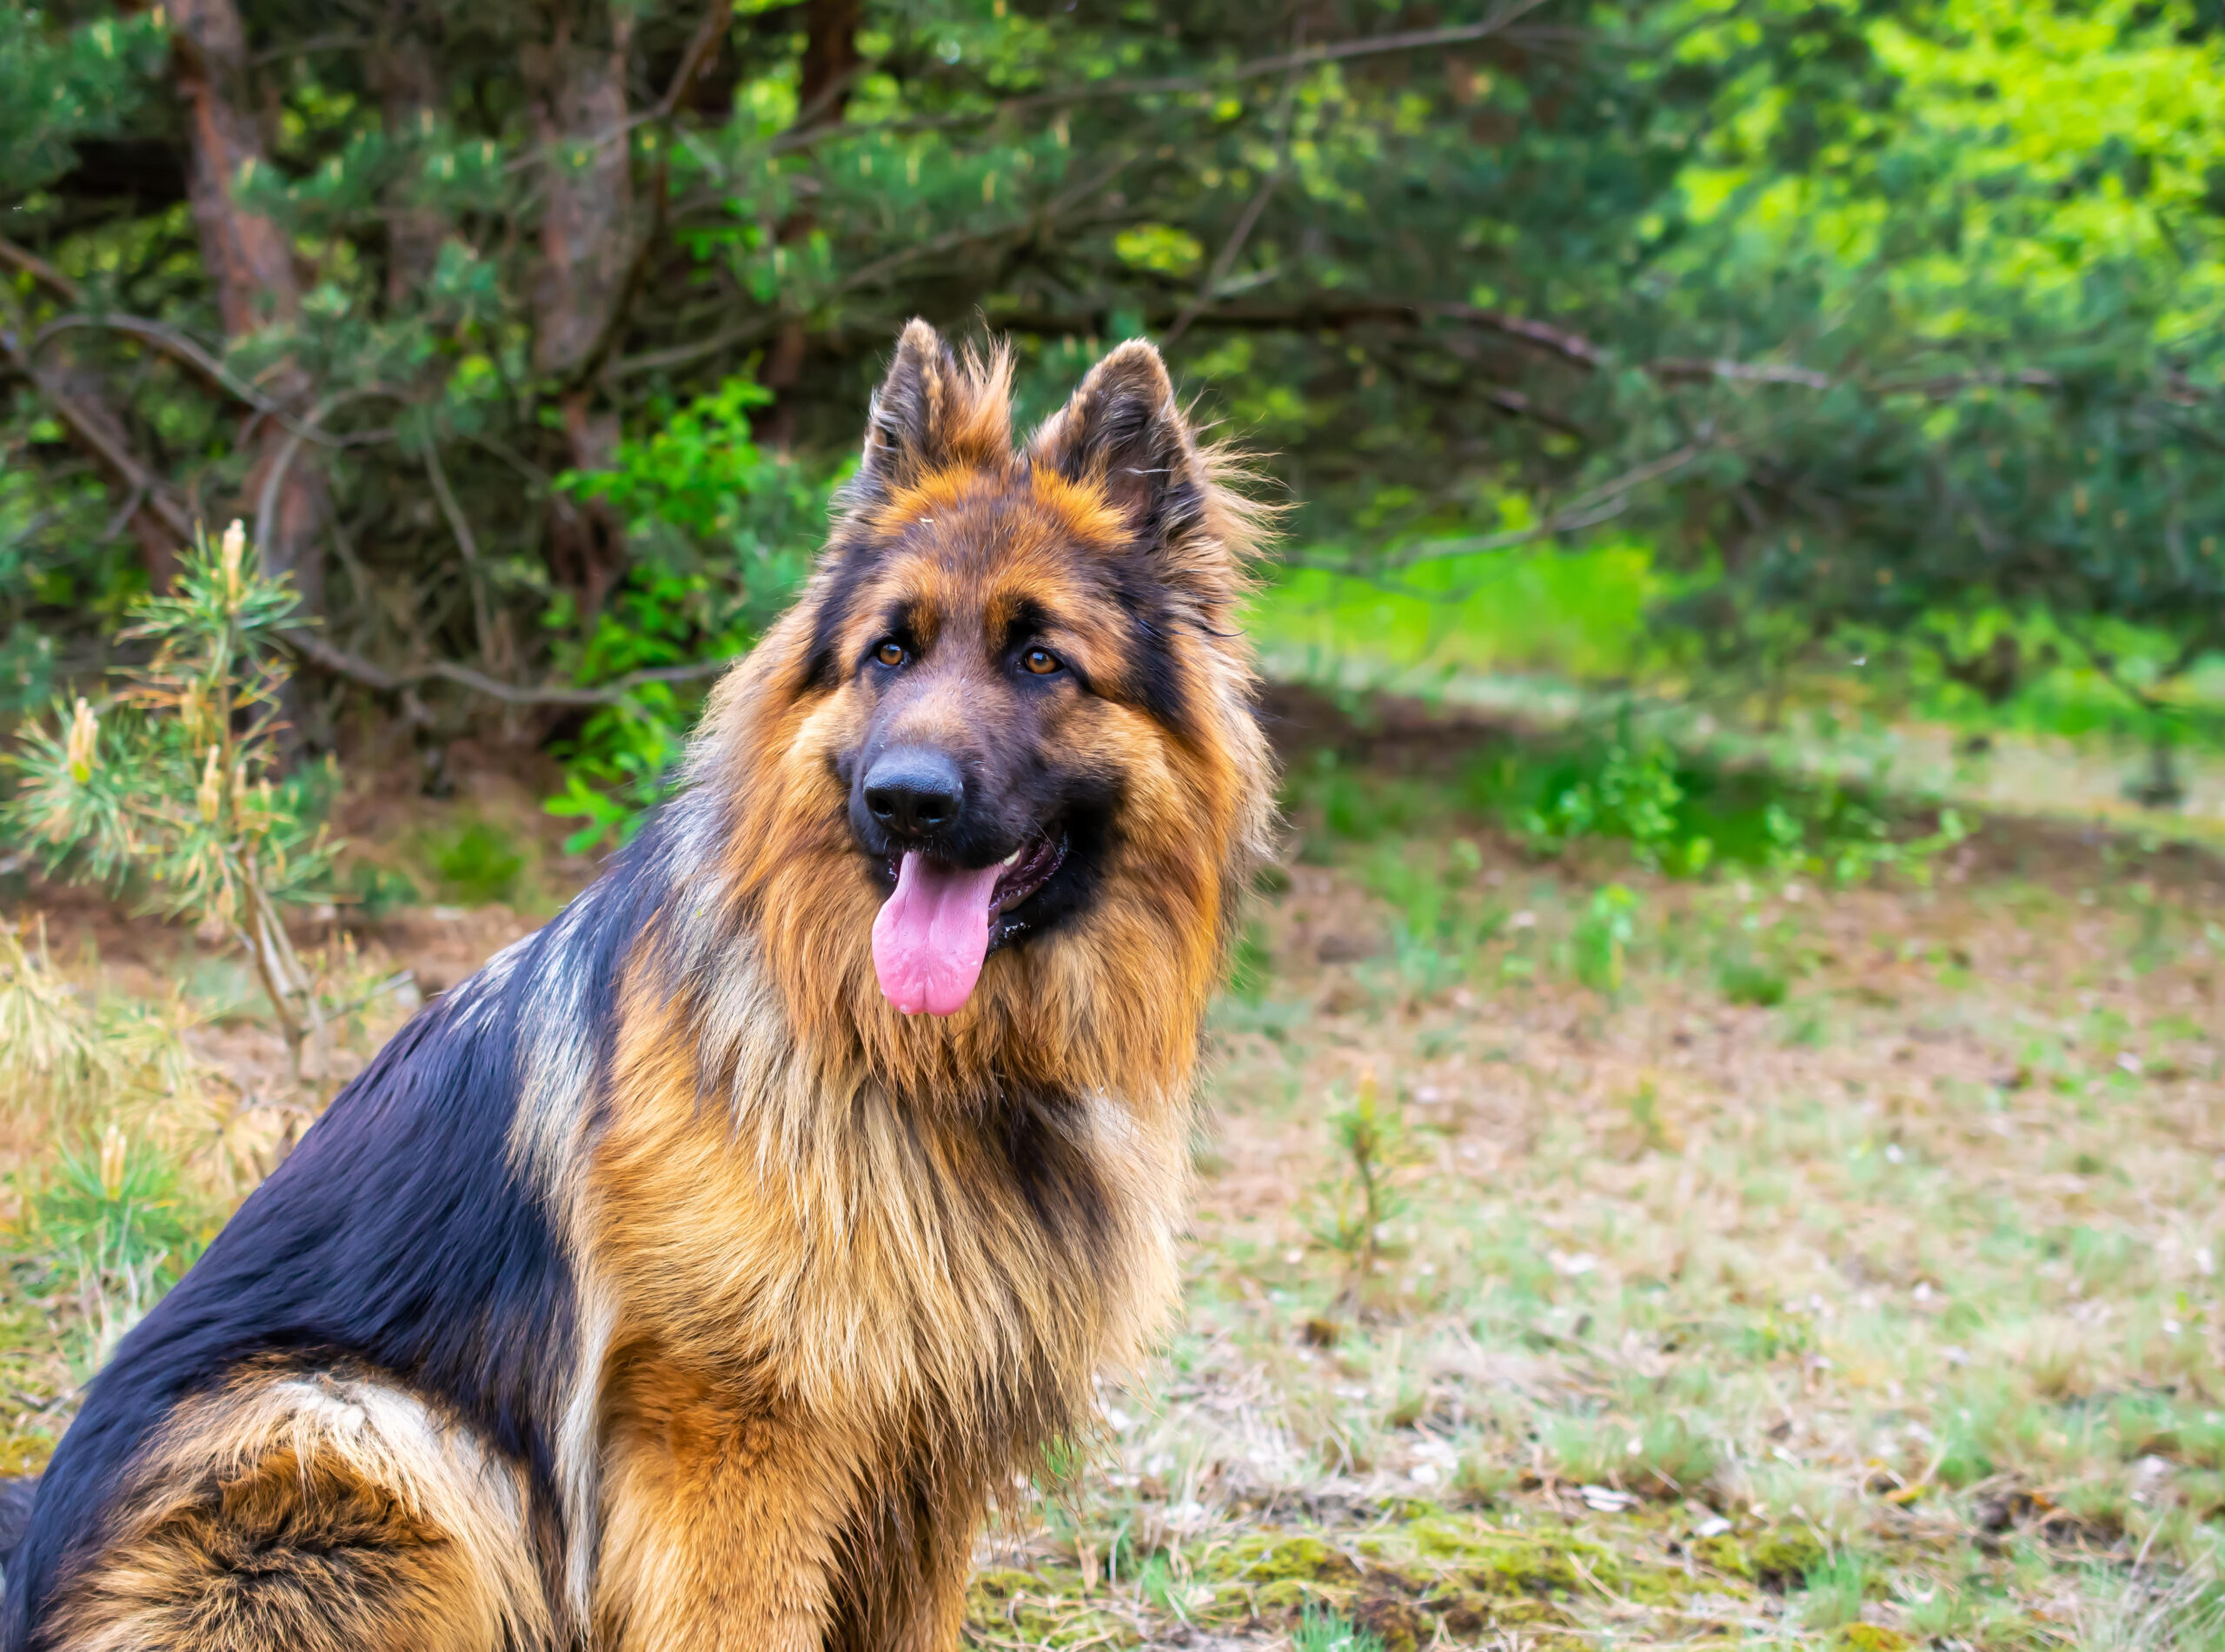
[3,695,2222,1649]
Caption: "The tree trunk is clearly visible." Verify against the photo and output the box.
[526,3,638,618]
[169,0,330,616]
[799,0,862,127]
[749,0,859,448]
[369,10,447,309]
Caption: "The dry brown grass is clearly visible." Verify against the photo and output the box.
[2,713,2222,1648]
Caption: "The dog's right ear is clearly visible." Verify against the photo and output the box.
[847,320,1013,512]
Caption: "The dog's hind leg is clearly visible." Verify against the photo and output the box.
[39,1371,552,1652]
[42,1446,499,1652]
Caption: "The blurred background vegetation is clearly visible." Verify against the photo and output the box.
[6,0,2225,841]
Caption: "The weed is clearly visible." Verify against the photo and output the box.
[30,1125,203,1373]
[1292,1605,1386,1652]
[428,820,526,907]
[1800,1551,1872,1630]
[1514,718,1697,872]
[1717,949,1791,1007]
[2077,1553,2225,1650]
[0,923,204,1126]
[1573,883,1641,998]
[1314,1071,1406,1303]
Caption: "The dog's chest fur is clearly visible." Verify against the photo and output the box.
[582,972,1192,1436]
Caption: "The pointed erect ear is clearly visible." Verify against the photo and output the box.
[848,319,1013,508]
[1028,340,1209,559]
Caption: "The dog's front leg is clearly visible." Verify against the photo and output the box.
[824,1468,985,1652]
[594,1390,862,1652]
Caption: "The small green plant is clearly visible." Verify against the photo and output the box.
[1573,882,1641,998]
[1314,1071,1406,1302]
[1798,1551,1871,1632]
[3,521,336,1081]
[30,1124,202,1373]
[428,819,526,906]
[1292,1605,1386,1652]
[1716,948,1791,1007]
[1518,718,1702,872]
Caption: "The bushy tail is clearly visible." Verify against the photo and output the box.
[0,1475,38,1585]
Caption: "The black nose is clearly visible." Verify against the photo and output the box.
[862,747,964,839]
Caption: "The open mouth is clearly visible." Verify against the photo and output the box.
[871,832,1068,1017]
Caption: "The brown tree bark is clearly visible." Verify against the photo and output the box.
[750,0,860,448]
[525,3,639,618]
[799,0,862,128]
[169,0,330,614]
[369,8,447,309]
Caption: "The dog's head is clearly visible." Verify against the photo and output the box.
[701,322,1272,1088]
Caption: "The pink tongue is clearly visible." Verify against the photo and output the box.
[872,852,1005,1016]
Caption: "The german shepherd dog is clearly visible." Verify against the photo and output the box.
[0,324,1273,1651]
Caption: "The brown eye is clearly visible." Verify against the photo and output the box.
[874,640,907,668]
[1023,647,1062,676]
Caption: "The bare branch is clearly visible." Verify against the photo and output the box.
[0,317,193,545]
[283,630,736,707]
[764,2,1561,156]
[421,441,507,677]
[0,237,83,305]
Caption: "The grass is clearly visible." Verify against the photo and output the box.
[3,699,2223,1648]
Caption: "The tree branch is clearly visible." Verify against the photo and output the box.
[283,630,735,707]
[0,237,83,304]
[0,318,193,545]
[764,2,1559,156]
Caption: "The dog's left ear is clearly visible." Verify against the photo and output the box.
[1030,340,1225,594]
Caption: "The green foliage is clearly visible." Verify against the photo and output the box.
[1,522,335,1077]
[0,7,161,195]
[29,1125,202,1372]
[1572,882,1641,998]
[1518,718,1697,873]
[2,0,2222,792]
[1313,1071,1406,1302]
[1292,1607,1386,1652]
[545,375,837,851]
[427,820,524,907]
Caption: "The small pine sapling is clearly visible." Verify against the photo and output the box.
[3,521,337,1084]
[1314,1070,1409,1306]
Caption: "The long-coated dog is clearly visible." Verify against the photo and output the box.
[0,323,1273,1651]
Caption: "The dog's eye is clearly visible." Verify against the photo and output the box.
[874,640,907,668]
[1022,647,1062,676]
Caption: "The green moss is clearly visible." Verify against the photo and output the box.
[1255,1577,1336,1614]
[1689,1534,1754,1580]
[1830,1627,1913,1651]
[964,1568,1140,1649]
[1205,1530,1359,1585]
[1748,1529,1827,1591]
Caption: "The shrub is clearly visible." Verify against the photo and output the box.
[3,522,336,1081]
